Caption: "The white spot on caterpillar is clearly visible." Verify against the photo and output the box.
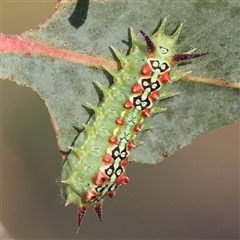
[135,99,141,105]
[142,102,148,107]
[152,61,159,67]
[159,46,169,54]
[114,150,119,157]
[116,168,122,176]
[92,146,100,151]
[100,126,108,131]
[143,81,149,87]
[152,83,158,89]
[108,107,116,112]
[107,168,113,175]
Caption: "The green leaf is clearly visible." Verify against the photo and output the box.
[1,0,239,164]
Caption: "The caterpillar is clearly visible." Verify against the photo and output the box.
[60,18,207,232]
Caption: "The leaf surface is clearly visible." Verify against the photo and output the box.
[1,0,239,163]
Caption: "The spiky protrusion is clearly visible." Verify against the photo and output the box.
[76,204,103,233]
[95,81,113,99]
[82,123,93,135]
[130,27,139,47]
[77,207,87,233]
[140,30,155,54]
[159,91,180,100]
[152,18,208,64]
[111,46,128,67]
[170,21,184,43]
[102,65,119,81]
[151,107,167,115]
[86,103,99,114]
[153,17,183,44]
[174,52,209,62]
[94,203,103,222]
[156,16,168,35]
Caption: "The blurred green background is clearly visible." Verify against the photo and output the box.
[1,1,239,239]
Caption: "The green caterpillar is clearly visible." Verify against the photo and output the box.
[60,18,207,231]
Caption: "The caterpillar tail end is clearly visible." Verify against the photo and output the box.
[94,203,103,222]
[76,206,87,233]
[76,203,103,233]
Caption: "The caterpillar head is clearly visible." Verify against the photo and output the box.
[139,17,208,71]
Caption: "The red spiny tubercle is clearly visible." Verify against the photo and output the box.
[149,91,159,100]
[93,172,108,185]
[84,191,96,202]
[160,71,171,83]
[109,135,118,144]
[116,117,125,126]
[121,158,128,167]
[124,100,133,109]
[132,83,143,94]
[127,141,135,150]
[142,108,150,117]
[116,175,129,185]
[142,63,152,76]
[134,124,141,132]
[102,153,113,164]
